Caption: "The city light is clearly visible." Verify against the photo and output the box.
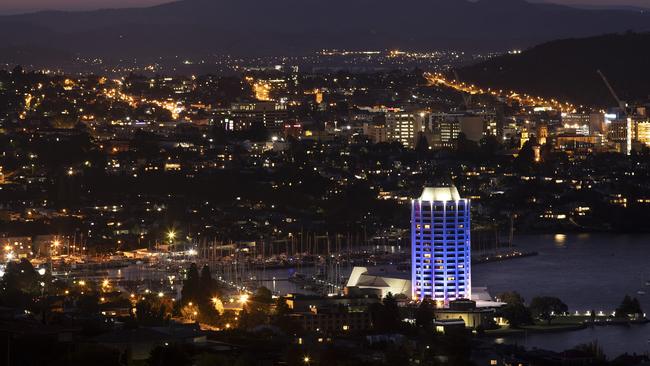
[167,230,176,242]
[0,22,647,364]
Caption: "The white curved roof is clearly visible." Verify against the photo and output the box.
[419,186,460,201]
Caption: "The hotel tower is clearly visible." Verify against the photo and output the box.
[411,185,471,305]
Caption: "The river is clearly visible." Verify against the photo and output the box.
[108,233,650,356]
[473,233,650,357]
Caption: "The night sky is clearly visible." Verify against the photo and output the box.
[0,0,648,14]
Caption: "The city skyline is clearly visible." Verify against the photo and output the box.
[0,0,649,363]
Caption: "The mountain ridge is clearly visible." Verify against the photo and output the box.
[456,32,650,107]
[0,0,649,61]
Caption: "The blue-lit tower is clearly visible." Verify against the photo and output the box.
[411,186,471,305]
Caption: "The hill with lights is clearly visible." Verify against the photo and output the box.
[456,32,650,107]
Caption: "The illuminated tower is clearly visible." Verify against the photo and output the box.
[411,185,471,305]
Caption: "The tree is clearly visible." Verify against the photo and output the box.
[456,132,479,159]
[212,298,225,316]
[236,287,274,329]
[238,304,267,329]
[274,296,290,317]
[414,299,435,331]
[180,302,199,322]
[199,265,215,299]
[497,291,525,306]
[514,139,537,173]
[497,291,532,328]
[529,296,568,325]
[272,296,300,333]
[383,293,401,330]
[0,258,41,309]
[370,292,402,332]
[500,302,533,328]
[181,263,200,304]
[615,295,644,318]
[253,286,273,304]
[479,134,502,157]
[136,296,173,325]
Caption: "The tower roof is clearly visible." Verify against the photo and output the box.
[419,186,461,201]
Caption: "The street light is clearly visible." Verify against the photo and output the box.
[167,230,176,243]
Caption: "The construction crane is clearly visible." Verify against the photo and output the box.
[597,69,632,156]
[597,69,626,113]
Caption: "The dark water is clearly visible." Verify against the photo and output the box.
[109,234,650,356]
[492,324,650,357]
[474,233,650,356]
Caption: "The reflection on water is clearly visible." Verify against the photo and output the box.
[103,234,649,356]
[497,324,650,357]
[476,233,650,357]
[553,233,567,247]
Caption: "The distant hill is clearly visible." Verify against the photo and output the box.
[457,32,650,107]
[1,0,650,63]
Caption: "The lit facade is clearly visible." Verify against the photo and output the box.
[412,186,471,305]
[386,110,421,148]
[229,101,288,131]
[634,121,650,146]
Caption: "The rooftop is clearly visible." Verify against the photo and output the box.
[419,186,461,201]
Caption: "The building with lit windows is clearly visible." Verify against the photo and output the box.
[634,121,650,146]
[608,118,632,155]
[412,185,471,305]
[228,101,288,131]
[386,110,422,148]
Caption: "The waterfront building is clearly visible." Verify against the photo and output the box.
[434,299,496,329]
[346,266,411,298]
[411,185,471,305]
